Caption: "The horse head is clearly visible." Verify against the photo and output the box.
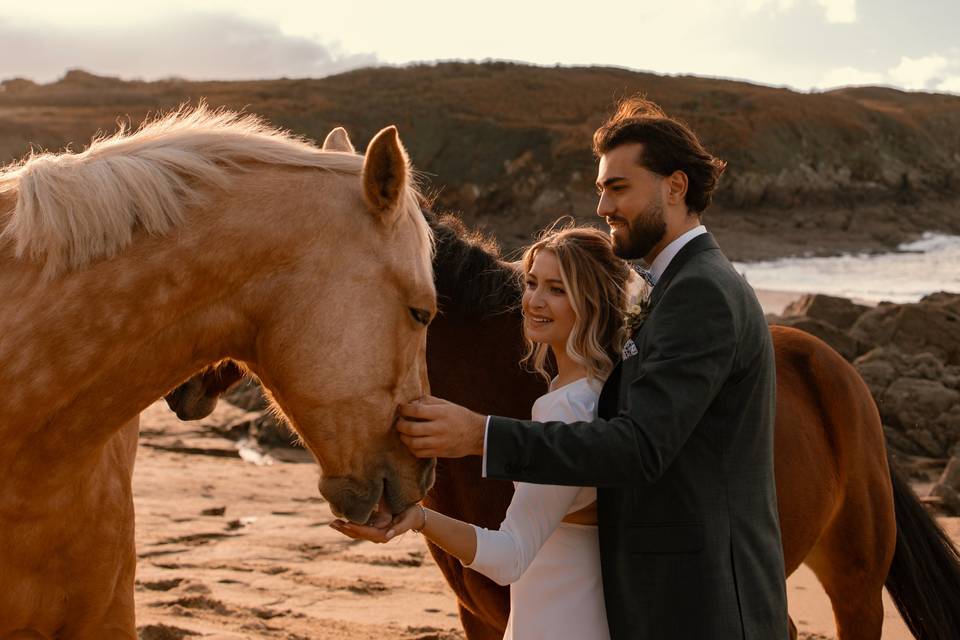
[245,126,435,523]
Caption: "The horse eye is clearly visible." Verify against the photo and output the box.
[409,307,432,326]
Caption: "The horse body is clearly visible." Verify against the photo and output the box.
[422,277,953,640]
[0,111,435,637]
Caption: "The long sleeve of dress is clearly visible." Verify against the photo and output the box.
[464,385,596,586]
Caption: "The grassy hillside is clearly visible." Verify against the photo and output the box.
[3,63,959,259]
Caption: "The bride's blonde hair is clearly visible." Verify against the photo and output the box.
[520,225,637,384]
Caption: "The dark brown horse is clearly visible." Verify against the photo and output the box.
[166,214,960,640]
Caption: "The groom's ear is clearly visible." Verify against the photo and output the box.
[665,170,689,206]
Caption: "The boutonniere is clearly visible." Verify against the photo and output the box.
[622,298,652,335]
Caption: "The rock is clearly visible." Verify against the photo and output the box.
[855,346,950,389]
[879,378,960,456]
[773,316,864,361]
[855,346,960,457]
[904,427,946,458]
[224,379,268,412]
[922,291,960,315]
[930,484,960,516]
[883,425,922,456]
[881,378,959,428]
[853,349,899,396]
[930,455,960,515]
[936,455,960,491]
[251,414,300,448]
[849,294,960,365]
[782,293,871,330]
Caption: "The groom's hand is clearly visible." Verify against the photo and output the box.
[397,396,486,458]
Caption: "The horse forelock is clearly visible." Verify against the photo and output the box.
[0,103,365,279]
[425,211,521,317]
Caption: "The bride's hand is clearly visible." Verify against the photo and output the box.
[329,503,425,543]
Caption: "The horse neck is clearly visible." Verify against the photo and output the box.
[0,168,309,472]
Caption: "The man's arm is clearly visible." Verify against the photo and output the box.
[485,275,737,487]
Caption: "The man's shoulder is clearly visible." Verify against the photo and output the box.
[673,247,751,301]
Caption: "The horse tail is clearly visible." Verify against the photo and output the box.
[884,456,960,639]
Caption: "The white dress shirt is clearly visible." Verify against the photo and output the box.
[481,225,708,475]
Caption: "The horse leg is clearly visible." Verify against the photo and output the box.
[459,604,507,640]
[79,548,138,640]
[803,490,894,640]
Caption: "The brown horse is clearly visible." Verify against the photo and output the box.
[0,110,435,639]
[168,213,960,640]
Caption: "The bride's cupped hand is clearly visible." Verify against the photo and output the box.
[329,503,424,543]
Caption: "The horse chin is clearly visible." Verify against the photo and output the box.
[164,380,219,420]
[319,458,435,523]
[319,474,384,524]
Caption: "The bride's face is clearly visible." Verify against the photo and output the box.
[522,250,576,348]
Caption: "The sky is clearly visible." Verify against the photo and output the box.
[2,0,959,93]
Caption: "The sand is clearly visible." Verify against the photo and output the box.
[133,369,958,640]
[134,401,463,640]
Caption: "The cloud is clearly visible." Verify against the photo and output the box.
[0,13,377,83]
[815,0,856,23]
[819,66,885,88]
[818,53,960,94]
[888,55,949,90]
[744,0,856,23]
[936,76,960,93]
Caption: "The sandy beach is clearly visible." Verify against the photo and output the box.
[132,399,958,640]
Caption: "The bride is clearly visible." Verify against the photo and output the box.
[331,226,640,640]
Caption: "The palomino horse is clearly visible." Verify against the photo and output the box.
[168,214,960,640]
[0,109,436,639]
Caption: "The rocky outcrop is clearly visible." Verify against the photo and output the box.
[850,294,960,365]
[773,292,960,460]
[782,293,872,331]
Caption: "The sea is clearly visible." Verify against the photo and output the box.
[733,233,960,304]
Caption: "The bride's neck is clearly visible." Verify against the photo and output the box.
[550,344,587,390]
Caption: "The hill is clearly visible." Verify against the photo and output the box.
[2,63,959,260]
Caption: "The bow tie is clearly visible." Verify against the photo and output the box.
[636,267,657,287]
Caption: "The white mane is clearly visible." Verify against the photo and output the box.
[0,105,366,278]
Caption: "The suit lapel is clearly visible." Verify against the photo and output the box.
[601,234,721,419]
[646,232,721,310]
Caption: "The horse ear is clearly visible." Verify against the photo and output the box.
[322,127,355,153]
[362,126,409,220]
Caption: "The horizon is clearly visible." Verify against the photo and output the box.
[5,60,958,99]
[2,0,959,95]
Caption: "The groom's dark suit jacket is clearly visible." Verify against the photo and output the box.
[486,233,788,639]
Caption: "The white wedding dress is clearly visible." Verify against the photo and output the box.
[465,377,611,640]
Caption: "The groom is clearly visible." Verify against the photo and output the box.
[398,98,788,639]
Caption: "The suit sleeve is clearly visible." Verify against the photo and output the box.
[485,275,738,487]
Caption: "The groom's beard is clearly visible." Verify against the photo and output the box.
[610,197,667,261]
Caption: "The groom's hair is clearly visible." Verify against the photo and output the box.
[592,96,727,214]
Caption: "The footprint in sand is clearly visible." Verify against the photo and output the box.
[138,578,184,592]
[137,623,199,640]
[153,595,234,616]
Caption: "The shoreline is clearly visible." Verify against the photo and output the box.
[755,289,805,316]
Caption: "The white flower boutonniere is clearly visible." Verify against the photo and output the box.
[622,298,652,336]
